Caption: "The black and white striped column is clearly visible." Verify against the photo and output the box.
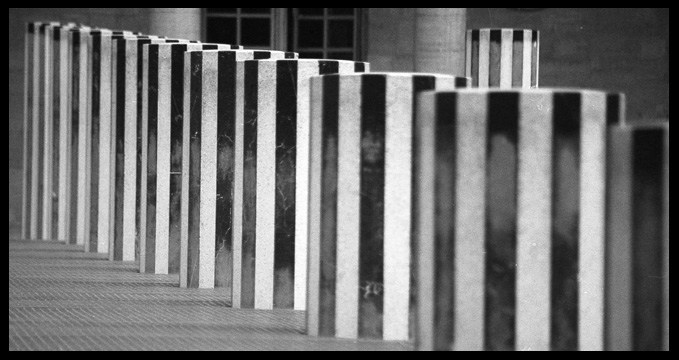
[179,49,298,289]
[414,89,624,351]
[110,35,167,261]
[232,59,370,311]
[29,22,45,241]
[466,29,539,89]
[606,122,669,352]
[306,73,469,341]
[140,42,241,274]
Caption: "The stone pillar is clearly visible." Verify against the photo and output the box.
[140,42,241,275]
[306,73,469,342]
[179,49,298,289]
[30,23,44,241]
[466,29,540,88]
[606,122,669,352]
[232,59,369,311]
[414,8,467,76]
[149,8,202,41]
[414,89,624,351]
[22,23,35,240]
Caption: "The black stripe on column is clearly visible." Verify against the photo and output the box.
[136,39,152,258]
[318,61,339,75]
[550,93,581,352]
[455,78,468,88]
[89,34,102,251]
[253,51,272,60]
[434,93,457,350]
[531,31,539,88]
[484,92,519,351]
[606,94,621,126]
[273,60,299,309]
[69,30,81,245]
[631,129,664,351]
[241,60,260,307]
[488,30,502,88]
[471,30,480,88]
[285,52,297,59]
[410,75,438,338]
[186,52,203,288]
[202,45,219,50]
[28,22,35,34]
[113,40,126,260]
[215,52,237,290]
[354,62,366,73]
[319,75,340,337]
[358,75,387,339]
[146,45,160,273]
[512,31,524,88]
[169,44,188,273]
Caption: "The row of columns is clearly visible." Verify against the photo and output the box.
[21,19,668,351]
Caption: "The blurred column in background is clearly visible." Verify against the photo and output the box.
[149,8,202,42]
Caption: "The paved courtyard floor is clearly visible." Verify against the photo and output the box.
[8,240,412,351]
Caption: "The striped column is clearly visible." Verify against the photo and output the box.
[140,43,241,274]
[179,49,298,289]
[606,122,669,352]
[414,89,625,351]
[110,36,166,261]
[466,29,539,89]
[41,23,56,241]
[22,22,36,240]
[29,22,44,240]
[306,73,469,342]
[233,59,370,311]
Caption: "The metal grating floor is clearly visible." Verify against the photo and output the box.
[8,240,412,351]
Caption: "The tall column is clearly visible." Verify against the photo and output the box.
[149,8,202,41]
[414,8,467,77]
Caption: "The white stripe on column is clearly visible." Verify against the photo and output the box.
[109,42,118,259]
[335,75,362,339]
[199,52,218,289]
[58,27,71,242]
[30,24,41,240]
[454,92,488,351]
[140,44,150,272]
[500,29,513,89]
[155,45,172,274]
[516,92,553,351]
[232,59,245,305]
[578,92,607,351]
[478,31,490,89]
[415,92,436,351]
[123,40,137,261]
[663,125,669,352]
[179,51,191,288]
[534,32,540,88]
[383,75,413,342]
[77,30,91,246]
[42,25,54,241]
[97,34,112,254]
[306,76,324,336]
[522,31,532,89]
[22,24,30,240]
[255,61,277,310]
[465,30,473,82]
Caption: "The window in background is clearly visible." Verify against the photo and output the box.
[205,8,274,49]
[289,8,361,61]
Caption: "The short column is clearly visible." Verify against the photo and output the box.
[180,49,298,289]
[306,72,469,342]
[414,89,624,351]
[466,29,539,88]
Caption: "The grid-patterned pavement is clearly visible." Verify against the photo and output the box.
[8,240,413,351]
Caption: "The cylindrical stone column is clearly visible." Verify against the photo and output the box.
[233,59,370,311]
[140,42,241,275]
[306,73,470,342]
[149,8,202,42]
[30,22,45,241]
[606,122,669,352]
[414,89,625,351]
[466,29,540,89]
[179,49,298,289]
[110,35,167,262]
[414,8,467,76]
[22,22,37,240]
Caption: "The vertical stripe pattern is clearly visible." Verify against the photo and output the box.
[414,89,624,351]
[307,73,468,341]
[466,29,539,89]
